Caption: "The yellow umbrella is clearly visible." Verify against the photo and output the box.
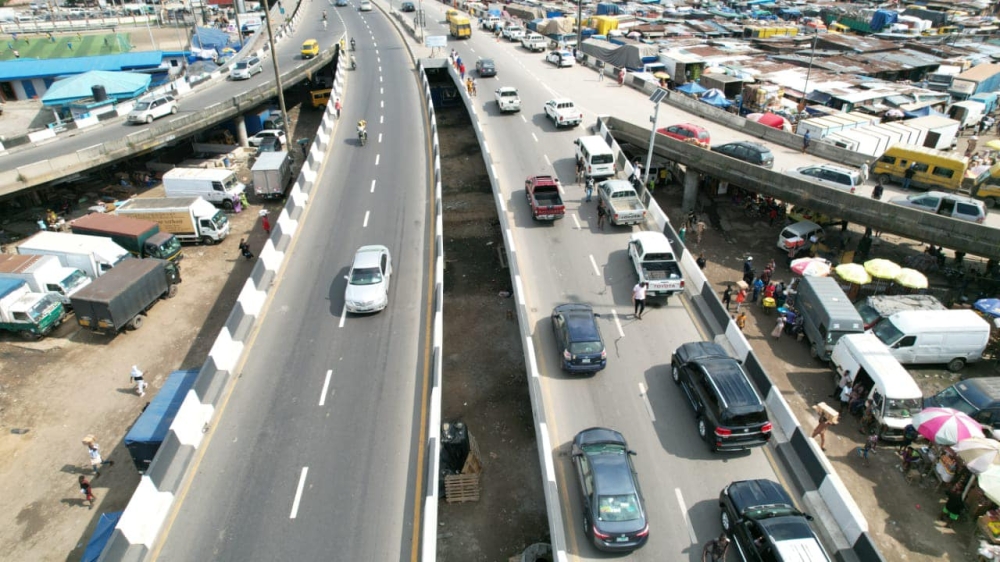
[653,71,671,80]
[894,268,928,289]
[864,259,901,280]
[987,139,1000,151]
[834,263,871,285]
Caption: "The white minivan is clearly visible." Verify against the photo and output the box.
[870,309,991,372]
[831,333,922,441]
[574,135,615,179]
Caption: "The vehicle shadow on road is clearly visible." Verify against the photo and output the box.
[327,266,350,316]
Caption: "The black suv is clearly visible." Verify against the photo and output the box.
[720,479,831,561]
[711,140,774,168]
[671,342,771,451]
[551,304,606,374]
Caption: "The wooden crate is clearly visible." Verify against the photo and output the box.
[462,431,483,475]
[444,473,480,503]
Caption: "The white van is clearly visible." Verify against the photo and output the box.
[775,220,824,258]
[162,168,246,209]
[574,135,615,179]
[870,309,991,372]
[831,333,923,441]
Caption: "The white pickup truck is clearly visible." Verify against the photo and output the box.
[543,98,583,128]
[627,232,684,303]
[520,32,546,52]
[502,25,525,41]
[495,86,521,113]
[598,180,646,226]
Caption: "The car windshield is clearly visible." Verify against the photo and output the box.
[871,318,903,347]
[157,236,183,258]
[697,131,710,140]
[569,341,602,354]
[885,398,921,418]
[27,296,56,321]
[62,269,90,292]
[350,266,383,285]
[134,101,151,111]
[931,387,977,415]
[598,494,642,522]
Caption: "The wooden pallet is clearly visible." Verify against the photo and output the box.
[462,431,483,475]
[444,473,480,503]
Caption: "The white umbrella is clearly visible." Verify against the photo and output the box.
[978,465,1000,504]
[954,437,1000,474]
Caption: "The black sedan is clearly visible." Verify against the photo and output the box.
[571,428,649,553]
[711,140,774,168]
[551,304,606,373]
[476,58,496,77]
[400,1,415,10]
[719,479,831,561]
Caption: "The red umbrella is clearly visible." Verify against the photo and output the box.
[757,113,787,130]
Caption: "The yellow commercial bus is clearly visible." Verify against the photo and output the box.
[450,15,472,38]
[872,144,968,192]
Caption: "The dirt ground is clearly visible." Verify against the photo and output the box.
[435,104,549,561]
[648,178,999,562]
[0,96,321,562]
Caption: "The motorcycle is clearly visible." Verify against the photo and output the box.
[350,39,356,51]
[358,127,367,146]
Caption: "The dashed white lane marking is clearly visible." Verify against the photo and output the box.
[380,87,383,94]
[571,214,581,230]
[531,132,538,143]
[380,115,384,124]
[380,75,383,83]
[639,383,655,422]
[319,370,333,406]
[379,66,382,73]
[375,154,380,166]
[675,488,699,544]
[543,154,551,167]
[589,254,600,277]
[520,114,527,123]
[380,100,384,108]
[289,467,309,519]
[611,309,624,337]
[370,179,376,193]
[339,306,346,327]
[378,133,383,143]
[363,210,370,227]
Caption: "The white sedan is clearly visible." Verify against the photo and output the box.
[248,129,287,148]
[545,50,574,68]
[359,0,372,10]
[344,245,392,313]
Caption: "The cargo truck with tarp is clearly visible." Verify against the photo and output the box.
[70,258,180,334]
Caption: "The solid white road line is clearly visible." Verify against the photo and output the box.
[370,179,376,193]
[611,309,624,338]
[363,211,370,227]
[571,214,581,230]
[375,154,380,166]
[531,132,539,143]
[639,383,656,422]
[290,467,309,519]
[674,488,699,544]
[319,370,333,406]
[589,254,600,277]
[556,181,565,196]
[339,305,346,328]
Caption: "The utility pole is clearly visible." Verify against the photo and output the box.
[643,88,668,186]
[575,0,582,51]
[261,1,292,146]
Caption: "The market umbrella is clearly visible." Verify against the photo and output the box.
[653,71,671,80]
[912,407,985,446]
[834,263,872,285]
[954,437,1000,474]
[978,465,1000,504]
[974,298,1000,318]
[987,139,1000,151]
[864,258,902,280]
[894,268,928,289]
[790,257,831,277]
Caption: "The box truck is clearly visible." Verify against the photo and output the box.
[796,276,865,361]
[251,151,293,199]
[904,115,960,151]
[124,369,200,472]
[70,258,181,334]
[0,278,66,340]
[162,168,246,209]
[0,254,91,305]
[115,197,230,244]
[17,231,131,280]
[70,213,182,262]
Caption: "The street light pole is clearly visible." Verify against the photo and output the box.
[261,2,292,146]
[801,30,818,105]
[643,88,669,186]
[575,0,582,51]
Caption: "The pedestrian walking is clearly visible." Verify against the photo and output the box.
[838,383,853,414]
[466,77,473,95]
[617,67,625,86]
[459,62,466,79]
[771,314,785,338]
[743,256,753,276]
[695,219,706,244]
[334,98,342,118]
[696,252,707,270]
[261,213,271,234]
[79,475,96,508]
[597,61,605,82]
[471,78,477,96]
[687,210,697,230]
[129,365,147,397]
[735,288,746,312]
[632,160,643,185]
[968,135,979,155]
[902,163,916,190]
[722,285,732,311]
[597,199,607,229]
[632,281,648,320]
[585,177,594,202]
[702,532,730,562]
[239,238,254,260]
[678,225,686,244]
[872,179,884,200]
[576,157,585,183]
[811,413,833,451]
[859,160,870,184]
[735,311,747,332]
[84,440,114,477]
[752,276,763,303]
[802,130,811,153]
[239,191,249,210]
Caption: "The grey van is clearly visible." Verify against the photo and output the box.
[796,276,864,361]
[925,378,1000,433]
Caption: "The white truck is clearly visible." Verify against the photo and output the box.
[0,278,66,340]
[162,167,246,210]
[598,180,647,226]
[251,151,293,199]
[520,32,546,52]
[0,254,91,305]
[495,86,521,113]
[115,197,231,245]
[627,232,684,303]
[543,98,583,128]
[17,231,131,280]
[501,25,524,41]
[481,15,501,30]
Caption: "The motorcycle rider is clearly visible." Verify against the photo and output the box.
[350,54,357,69]
[357,119,367,143]
[350,37,356,50]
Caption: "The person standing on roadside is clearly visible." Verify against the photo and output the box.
[696,252,707,270]
[597,199,607,229]
[695,219,706,244]
[735,311,747,332]
[802,130,811,153]
[872,178,884,200]
[334,98,342,118]
[262,213,271,234]
[735,287,747,312]
[702,532,730,562]
[859,159,870,184]
[585,177,594,202]
[632,281,648,320]
[722,284,733,311]
[812,412,833,451]
[902,162,917,190]
[752,276,764,303]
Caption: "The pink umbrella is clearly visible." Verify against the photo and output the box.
[911,407,984,445]
[790,257,831,277]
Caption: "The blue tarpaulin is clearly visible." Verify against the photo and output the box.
[596,2,621,15]
[82,512,123,562]
[870,9,898,32]
[677,82,707,95]
[123,369,199,471]
[700,88,733,107]
[191,26,231,52]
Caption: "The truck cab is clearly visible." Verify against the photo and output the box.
[0,278,65,340]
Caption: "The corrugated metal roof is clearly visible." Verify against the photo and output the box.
[955,62,1000,83]
[0,51,164,82]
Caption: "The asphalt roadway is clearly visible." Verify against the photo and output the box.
[153,4,433,561]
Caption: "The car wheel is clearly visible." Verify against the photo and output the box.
[698,417,708,440]
[810,343,820,358]
[170,106,178,115]
[671,364,681,384]
[201,235,215,245]
[947,358,966,372]
[145,115,153,124]
[128,315,144,330]
[877,174,892,185]
[720,509,732,532]
[222,198,234,210]
[985,197,997,209]
[583,512,592,537]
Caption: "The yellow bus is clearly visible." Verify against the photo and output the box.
[450,16,472,39]
[873,144,968,192]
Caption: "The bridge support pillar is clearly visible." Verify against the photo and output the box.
[682,168,699,213]
[235,117,248,147]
